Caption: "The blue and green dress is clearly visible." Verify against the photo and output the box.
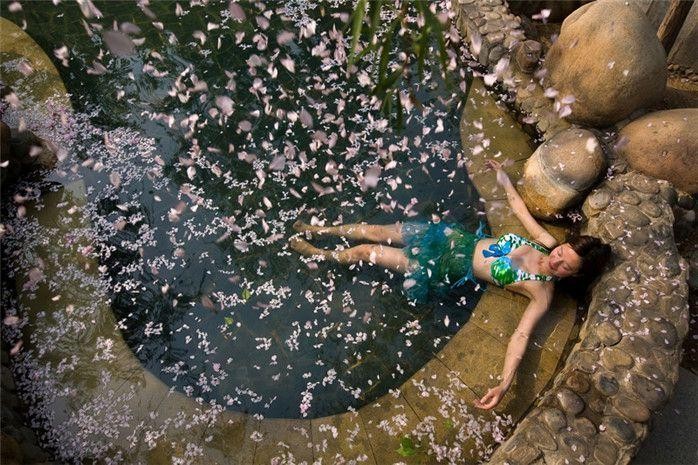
[400,219,558,303]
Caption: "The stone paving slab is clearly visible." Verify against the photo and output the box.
[357,391,422,465]
[252,417,314,465]
[435,321,554,423]
[400,357,503,463]
[311,410,376,465]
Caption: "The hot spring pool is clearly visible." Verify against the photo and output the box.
[2,0,489,419]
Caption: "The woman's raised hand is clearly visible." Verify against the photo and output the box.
[484,159,512,188]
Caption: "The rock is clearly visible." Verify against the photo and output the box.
[572,417,597,436]
[560,432,589,457]
[594,438,618,463]
[601,347,634,370]
[621,205,650,227]
[520,128,606,220]
[676,191,695,210]
[616,109,698,193]
[627,373,667,410]
[565,371,590,394]
[596,322,621,347]
[647,318,678,350]
[603,415,637,444]
[542,0,666,126]
[658,184,677,204]
[638,200,662,218]
[556,388,585,416]
[587,188,611,210]
[540,407,567,432]
[514,40,542,74]
[612,395,650,422]
[625,228,649,246]
[525,423,557,451]
[617,191,640,205]
[593,372,619,396]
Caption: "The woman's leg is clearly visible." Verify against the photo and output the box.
[293,220,405,245]
[289,237,410,273]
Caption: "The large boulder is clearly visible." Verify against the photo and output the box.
[616,108,698,193]
[519,128,606,220]
[543,0,667,127]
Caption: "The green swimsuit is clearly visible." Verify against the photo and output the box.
[401,219,558,303]
[483,233,558,287]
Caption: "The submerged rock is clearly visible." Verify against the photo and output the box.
[616,108,698,193]
[543,0,666,127]
[519,128,606,220]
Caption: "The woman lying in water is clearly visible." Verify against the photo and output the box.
[288,158,612,410]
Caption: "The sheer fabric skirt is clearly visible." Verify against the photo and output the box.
[400,220,487,303]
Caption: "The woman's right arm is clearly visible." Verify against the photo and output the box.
[484,159,557,249]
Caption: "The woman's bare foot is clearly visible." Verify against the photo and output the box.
[288,236,326,258]
[292,220,310,233]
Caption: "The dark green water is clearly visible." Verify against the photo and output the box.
[2,0,488,418]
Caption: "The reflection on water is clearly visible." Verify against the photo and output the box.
[1,0,488,419]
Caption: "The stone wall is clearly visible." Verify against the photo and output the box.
[486,171,690,465]
[453,0,572,142]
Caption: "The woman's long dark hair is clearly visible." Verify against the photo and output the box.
[557,233,613,303]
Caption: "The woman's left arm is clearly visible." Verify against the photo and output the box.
[485,159,558,249]
[474,290,552,410]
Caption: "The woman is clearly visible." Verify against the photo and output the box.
[288,158,612,410]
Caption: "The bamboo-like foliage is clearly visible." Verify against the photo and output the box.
[346,0,455,131]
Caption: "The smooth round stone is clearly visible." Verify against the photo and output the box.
[570,351,600,374]
[525,423,558,451]
[560,432,589,457]
[627,373,667,410]
[557,388,585,416]
[629,175,660,194]
[565,370,591,394]
[603,415,637,444]
[597,321,621,346]
[601,347,634,370]
[659,184,677,204]
[540,407,567,432]
[594,438,618,463]
[676,191,695,209]
[648,318,678,349]
[603,219,625,240]
[589,396,606,414]
[587,189,611,210]
[612,394,650,422]
[506,443,542,464]
[618,191,641,205]
[594,372,620,396]
[572,417,597,436]
[638,200,662,218]
[658,255,681,278]
[625,228,650,246]
[621,205,650,226]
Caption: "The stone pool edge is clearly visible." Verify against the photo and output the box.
[1,14,579,465]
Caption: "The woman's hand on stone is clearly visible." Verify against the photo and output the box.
[484,159,511,188]
[473,384,507,410]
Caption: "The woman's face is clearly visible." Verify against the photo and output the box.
[548,243,582,277]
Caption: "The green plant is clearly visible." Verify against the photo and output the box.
[346,0,458,131]
[396,435,419,457]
